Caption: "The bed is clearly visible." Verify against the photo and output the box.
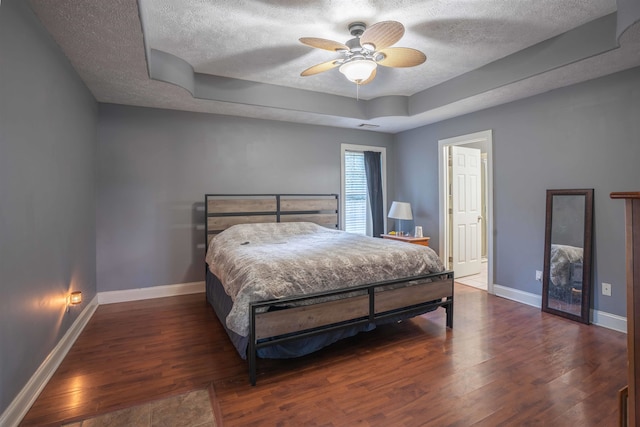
[204,194,454,385]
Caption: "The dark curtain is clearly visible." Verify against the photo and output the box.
[363,151,384,237]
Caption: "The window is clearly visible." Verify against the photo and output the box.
[344,151,368,234]
[340,144,386,235]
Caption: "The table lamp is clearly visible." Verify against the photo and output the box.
[388,201,413,236]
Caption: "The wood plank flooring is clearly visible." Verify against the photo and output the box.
[21,284,627,426]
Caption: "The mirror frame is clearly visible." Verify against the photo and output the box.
[541,189,594,324]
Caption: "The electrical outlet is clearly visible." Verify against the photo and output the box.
[535,270,542,281]
[602,282,612,296]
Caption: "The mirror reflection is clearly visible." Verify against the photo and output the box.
[542,189,593,323]
[547,195,585,315]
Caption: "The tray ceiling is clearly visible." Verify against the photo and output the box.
[27,0,640,133]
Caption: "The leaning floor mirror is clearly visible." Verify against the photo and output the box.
[541,189,594,324]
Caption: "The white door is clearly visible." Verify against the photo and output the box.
[451,146,482,278]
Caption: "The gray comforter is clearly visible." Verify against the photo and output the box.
[205,222,445,336]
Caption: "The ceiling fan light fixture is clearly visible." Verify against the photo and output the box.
[299,20,425,86]
[361,42,376,51]
[339,58,377,83]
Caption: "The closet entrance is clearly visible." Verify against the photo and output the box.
[438,130,494,293]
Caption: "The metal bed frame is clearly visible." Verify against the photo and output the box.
[204,194,454,385]
[248,271,454,385]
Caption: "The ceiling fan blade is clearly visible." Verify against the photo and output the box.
[300,60,341,76]
[299,37,349,52]
[376,47,426,68]
[360,21,405,50]
[359,67,377,85]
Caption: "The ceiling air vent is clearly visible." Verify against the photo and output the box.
[357,123,380,129]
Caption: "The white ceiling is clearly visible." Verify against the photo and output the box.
[27,0,640,133]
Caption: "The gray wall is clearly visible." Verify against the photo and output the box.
[0,0,97,415]
[394,66,640,317]
[96,105,395,292]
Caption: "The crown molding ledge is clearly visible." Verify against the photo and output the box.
[409,13,619,115]
[147,13,620,124]
[617,0,640,39]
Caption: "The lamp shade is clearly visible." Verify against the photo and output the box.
[339,58,377,83]
[388,201,413,220]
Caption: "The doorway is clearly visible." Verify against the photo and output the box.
[438,130,494,294]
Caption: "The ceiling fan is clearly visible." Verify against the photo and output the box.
[299,21,426,86]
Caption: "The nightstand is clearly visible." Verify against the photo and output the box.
[381,234,430,247]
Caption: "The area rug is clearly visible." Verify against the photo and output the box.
[61,389,217,427]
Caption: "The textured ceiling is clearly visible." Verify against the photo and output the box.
[142,0,615,98]
[27,0,640,133]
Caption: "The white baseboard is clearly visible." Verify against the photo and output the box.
[2,281,206,426]
[493,284,542,308]
[592,309,627,333]
[98,281,205,304]
[493,283,627,333]
[0,295,99,427]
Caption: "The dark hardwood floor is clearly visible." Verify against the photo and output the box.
[21,284,627,426]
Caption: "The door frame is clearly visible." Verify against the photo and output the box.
[438,130,494,294]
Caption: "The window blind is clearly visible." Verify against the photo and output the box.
[344,151,367,235]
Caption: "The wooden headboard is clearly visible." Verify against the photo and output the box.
[205,194,339,247]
